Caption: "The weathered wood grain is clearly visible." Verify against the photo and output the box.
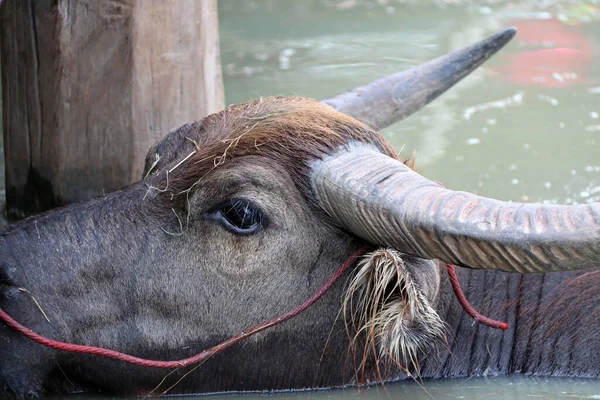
[0,0,224,219]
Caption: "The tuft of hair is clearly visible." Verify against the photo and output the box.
[143,97,404,207]
[343,248,445,376]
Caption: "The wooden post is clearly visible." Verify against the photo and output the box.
[0,0,224,219]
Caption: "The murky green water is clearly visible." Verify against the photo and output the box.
[52,375,600,399]
[216,1,600,399]
[220,0,600,207]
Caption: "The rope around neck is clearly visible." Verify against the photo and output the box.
[446,263,509,330]
[0,245,507,370]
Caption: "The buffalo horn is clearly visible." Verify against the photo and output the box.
[311,144,600,273]
[321,27,517,130]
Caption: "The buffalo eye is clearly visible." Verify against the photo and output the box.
[212,198,264,235]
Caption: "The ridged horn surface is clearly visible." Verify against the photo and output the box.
[321,27,517,130]
[311,144,600,273]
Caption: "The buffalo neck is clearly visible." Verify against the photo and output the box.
[420,267,600,379]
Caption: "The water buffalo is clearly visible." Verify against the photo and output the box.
[2,28,600,398]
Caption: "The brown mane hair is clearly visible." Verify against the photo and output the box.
[144,97,401,209]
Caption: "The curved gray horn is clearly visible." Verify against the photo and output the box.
[322,27,517,130]
[311,144,600,273]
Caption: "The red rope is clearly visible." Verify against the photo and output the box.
[445,264,509,331]
[432,180,508,331]
[0,246,369,369]
[0,245,507,371]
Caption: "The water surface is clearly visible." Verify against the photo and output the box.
[54,375,600,399]
[220,0,600,205]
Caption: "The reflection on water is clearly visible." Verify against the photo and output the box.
[492,18,593,88]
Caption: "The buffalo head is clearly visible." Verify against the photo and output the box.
[2,28,599,398]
